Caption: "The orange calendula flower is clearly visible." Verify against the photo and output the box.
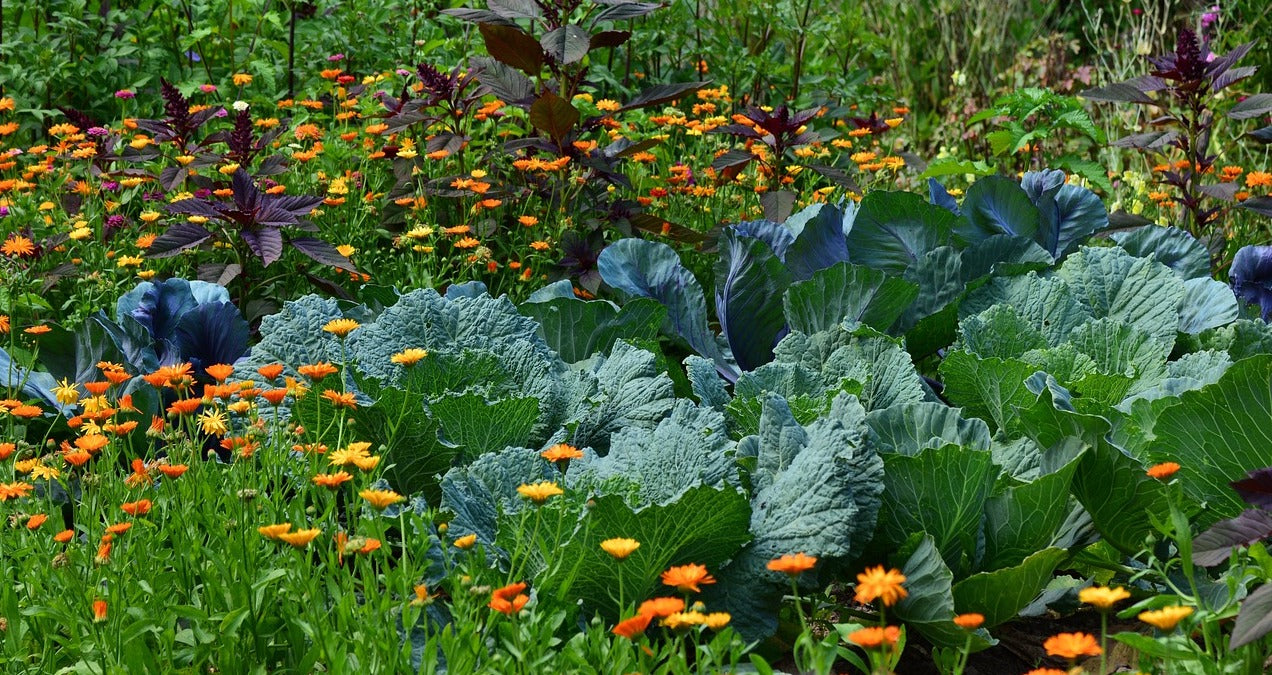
[1139,605,1193,631]
[1147,462,1181,480]
[167,398,201,416]
[2,235,36,257]
[106,522,132,535]
[855,565,908,607]
[489,582,530,615]
[93,599,108,623]
[1043,632,1101,659]
[541,443,583,462]
[120,499,152,516]
[516,481,563,504]
[298,362,339,380]
[257,364,285,380]
[26,513,48,529]
[638,596,685,618]
[767,552,818,576]
[661,563,716,594]
[612,612,653,639]
[1023,669,1068,675]
[0,481,34,501]
[313,471,354,489]
[321,389,358,408]
[258,523,293,539]
[846,625,901,649]
[322,318,361,337]
[277,528,321,547]
[204,363,235,382]
[54,529,75,543]
[953,613,985,629]
[1079,586,1130,610]
[360,488,406,510]
[0,442,14,460]
[157,463,189,479]
[63,449,92,467]
[453,533,478,549]
[600,538,640,560]
[411,585,432,606]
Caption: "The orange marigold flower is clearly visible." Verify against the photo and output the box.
[313,471,354,489]
[54,529,75,543]
[661,563,716,594]
[360,488,406,510]
[10,404,43,418]
[855,565,908,607]
[453,533,478,549]
[541,443,583,462]
[489,582,530,615]
[1147,462,1180,480]
[766,552,818,576]
[167,397,201,416]
[846,625,901,649]
[121,499,152,516]
[277,528,321,547]
[0,481,35,501]
[1043,632,1101,659]
[83,381,111,396]
[953,613,985,629]
[75,434,109,453]
[261,388,288,405]
[157,463,189,478]
[1247,171,1272,188]
[26,513,48,529]
[612,613,653,640]
[1023,669,1068,675]
[638,596,684,618]
[0,442,14,460]
[257,364,285,380]
[2,236,36,257]
[258,523,292,539]
[95,540,112,564]
[454,236,480,249]
[390,348,428,366]
[321,389,358,408]
[93,599,108,623]
[106,522,133,535]
[204,363,235,382]
[298,362,339,380]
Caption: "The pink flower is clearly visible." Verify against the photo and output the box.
[199,84,217,93]
[114,89,135,99]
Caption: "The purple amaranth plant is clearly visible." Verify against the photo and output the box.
[1082,28,1272,244]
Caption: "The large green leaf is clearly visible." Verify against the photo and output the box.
[545,485,751,620]
[957,305,1048,359]
[1111,225,1211,280]
[715,229,793,371]
[939,351,1039,433]
[567,400,737,505]
[520,291,665,363]
[952,548,1069,627]
[1145,355,1272,525]
[562,341,677,453]
[354,382,459,503]
[898,246,965,330]
[847,191,957,274]
[865,402,992,456]
[1178,277,1239,334]
[772,324,925,412]
[1056,246,1186,347]
[890,535,994,649]
[980,458,1080,571]
[430,393,540,459]
[961,176,1041,242]
[961,272,1093,346]
[784,261,918,334]
[1015,382,1164,552]
[440,447,556,550]
[876,444,1000,571]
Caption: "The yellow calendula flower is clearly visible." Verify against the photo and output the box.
[1079,586,1131,610]
[322,318,360,337]
[360,489,406,510]
[600,538,640,560]
[390,348,428,366]
[1139,606,1193,632]
[453,533,478,549]
[53,378,80,406]
[197,409,229,436]
[516,481,563,504]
